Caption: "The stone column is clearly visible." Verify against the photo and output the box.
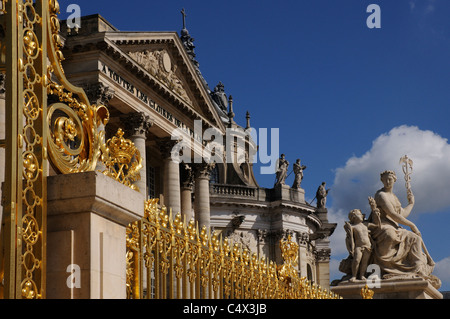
[121,112,153,196]
[193,162,215,230]
[180,163,194,221]
[157,137,181,214]
[46,171,145,299]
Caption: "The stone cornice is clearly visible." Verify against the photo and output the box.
[47,171,145,226]
[210,194,326,232]
[63,32,225,133]
[210,197,317,215]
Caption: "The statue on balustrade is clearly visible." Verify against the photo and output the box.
[316,182,329,209]
[274,154,289,187]
[292,159,307,189]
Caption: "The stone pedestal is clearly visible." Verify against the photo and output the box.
[331,278,443,299]
[273,184,305,203]
[273,184,291,201]
[291,187,305,203]
[46,171,145,299]
[316,207,328,223]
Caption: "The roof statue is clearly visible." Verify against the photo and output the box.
[211,82,229,113]
[291,159,306,189]
[315,182,329,209]
[274,154,289,186]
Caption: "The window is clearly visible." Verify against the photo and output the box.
[209,165,219,184]
[307,264,313,283]
[147,165,156,199]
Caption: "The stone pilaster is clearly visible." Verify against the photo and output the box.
[315,248,332,290]
[297,232,310,279]
[316,207,329,223]
[121,112,153,195]
[193,162,215,229]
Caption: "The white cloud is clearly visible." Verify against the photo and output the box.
[329,258,343,283]
[331,125,450,217]
[328,207,349,257]
[434,257,450,287]
[327,125,450,281]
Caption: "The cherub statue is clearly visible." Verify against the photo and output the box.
[344,198,380,282]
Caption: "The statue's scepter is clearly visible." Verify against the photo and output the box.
[399,155,413,197]
[399,155,434,263]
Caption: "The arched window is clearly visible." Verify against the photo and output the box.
[209,165,219,184]
[307,264,313,283]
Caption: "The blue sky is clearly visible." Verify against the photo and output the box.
[59,0,450,291]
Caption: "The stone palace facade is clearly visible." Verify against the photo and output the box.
[0,13,336,293]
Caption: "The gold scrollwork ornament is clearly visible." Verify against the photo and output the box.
[47,102,109,174]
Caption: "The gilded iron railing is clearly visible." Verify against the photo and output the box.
[1,0,49,299]
[0,0,347,301]
[126,199,341,299]
[0,0,110,299]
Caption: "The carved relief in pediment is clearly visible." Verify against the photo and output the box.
[128,49,192,104]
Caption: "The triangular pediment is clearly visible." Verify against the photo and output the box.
[105,32,226,132]
[127,48,193,107]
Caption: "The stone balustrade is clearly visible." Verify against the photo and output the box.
[210,184,258,198]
